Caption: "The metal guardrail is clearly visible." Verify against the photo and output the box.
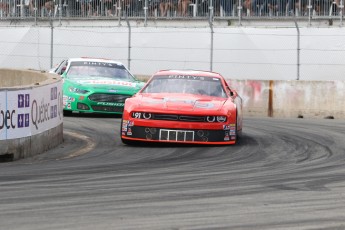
[0,0,343,20]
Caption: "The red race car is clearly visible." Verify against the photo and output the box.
[121,70,243,145]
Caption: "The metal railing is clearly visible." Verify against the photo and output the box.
[0,0,343,21]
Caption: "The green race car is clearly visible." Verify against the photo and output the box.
[51,57,145,115]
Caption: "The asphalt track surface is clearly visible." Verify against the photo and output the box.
[1,116,345,230]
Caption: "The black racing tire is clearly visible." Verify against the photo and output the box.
[236,109,242,143]
[121,137,134,145]
[63,110,72,116]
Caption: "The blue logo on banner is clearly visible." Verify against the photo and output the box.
[54,105,57,118]
[51,87,57,100]
[17,113,30,128]
[18,94,30,108]
[25,94,30,107]
[18,94,24,108]
[17,94,30,129]
[18,114,24,128]
[25,114,29,127]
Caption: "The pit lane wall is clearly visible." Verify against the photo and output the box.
[228,79,345,119]
[0,69,63,161]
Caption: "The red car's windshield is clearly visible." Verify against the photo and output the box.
[142,75,227,98]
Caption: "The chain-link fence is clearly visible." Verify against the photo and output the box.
[0,19,345,81]
[0,0,344,23]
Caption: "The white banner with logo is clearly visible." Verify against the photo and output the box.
[0,82,63,140]
[0,91,7,140]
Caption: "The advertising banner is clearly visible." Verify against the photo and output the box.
[30,82,63,136]
[0,82,63,140]
[0,91,7,140]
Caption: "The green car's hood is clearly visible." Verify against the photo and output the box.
[64,76,145,93]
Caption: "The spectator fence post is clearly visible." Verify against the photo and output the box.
[208,2,214,72]
[58,0,62,25]
[144,0,148,26]
[125,12,132,70]
[208,0,214,20]
[50,17,54,69]
[307,0,312,26]
[294,18,300,80]
[340,0,343,26]
[238,0,242,26]
[34,0,37,25]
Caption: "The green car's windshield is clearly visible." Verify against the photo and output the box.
[66,61,135,81]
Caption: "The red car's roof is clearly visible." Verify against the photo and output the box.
[154,70,223,78]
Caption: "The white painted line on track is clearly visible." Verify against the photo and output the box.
[60,131,97,160]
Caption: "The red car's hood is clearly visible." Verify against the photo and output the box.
[133,93,228,112]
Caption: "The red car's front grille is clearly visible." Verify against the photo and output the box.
[152,114,206,122]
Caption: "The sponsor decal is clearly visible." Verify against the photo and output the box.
[223,125,230,130]
[77,80,137,87]
[127,132,132,136]
[224,131,230,141]
[63,96,74,103]
[168,75,205,81]
[96,102,124,107]
[83,61,118,67]
[231,136,236,140]
[122,120,129,132]
[122,120,134,132]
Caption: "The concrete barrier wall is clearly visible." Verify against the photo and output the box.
[228,80,345,119]
[0,69,63,161]
[229,80,270,117]
[0,69,47,87]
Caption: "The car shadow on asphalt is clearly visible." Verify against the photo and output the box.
[63,112,122,119]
